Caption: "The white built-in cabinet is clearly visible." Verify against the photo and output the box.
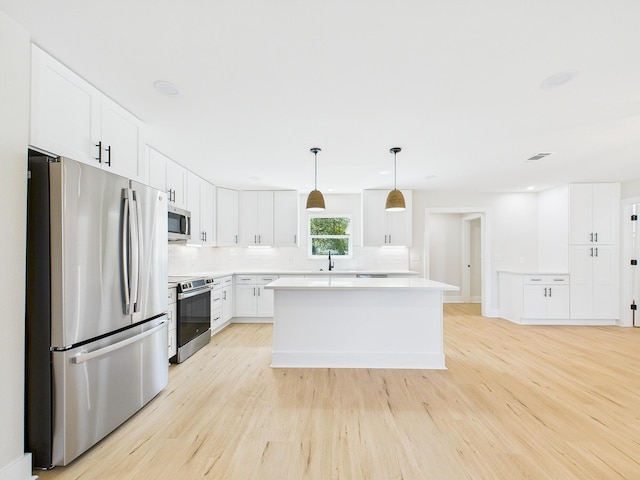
[186,172,215,245]
[568,183,620,321]
[221,276,234,322]
[210,276,234,334]
[362,190,413,247]
[148,147,187,209]
[523,275,570,320]
[216,187,239,246]
[240,191,275,246]
[274,191,299,247]
[234,275,278,319]
[30,45,146,183]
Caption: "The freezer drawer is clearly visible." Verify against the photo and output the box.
[51,317,168,466]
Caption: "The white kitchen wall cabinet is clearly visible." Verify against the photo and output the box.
[569,183,620,245]
[274,190,299,247]
[216,187,239,246]
[148,146,187,209]
[31,45,146,182]
[234,275,278,320]
[362,189,413,247]
[186,172,215,245]
[240,191,274,246]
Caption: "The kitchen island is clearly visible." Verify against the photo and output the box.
[265,277,458,369]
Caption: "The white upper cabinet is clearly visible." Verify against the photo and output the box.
[569,183,620,245]
[362,189,412,247]
[240,191,274,246]
[216,187,239,246]
[148,146,187,209]
[273,190,299,247]
[30,45,146,182]
[186,171,215,245]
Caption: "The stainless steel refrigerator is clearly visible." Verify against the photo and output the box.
[25,151,169,468]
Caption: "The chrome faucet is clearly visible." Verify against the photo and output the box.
[328,250,334,271]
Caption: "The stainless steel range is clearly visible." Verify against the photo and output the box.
[168,276,214,363]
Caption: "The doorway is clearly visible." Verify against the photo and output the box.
[424,208,491,317]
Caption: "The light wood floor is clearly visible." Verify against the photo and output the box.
[37,304,640,479]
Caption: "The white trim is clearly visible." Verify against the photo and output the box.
[0,454,34,480]
[424,207,492,317]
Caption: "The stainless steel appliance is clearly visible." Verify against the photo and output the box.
[169,276,213,363]
[25,151,169,468]
[168,204,191,241]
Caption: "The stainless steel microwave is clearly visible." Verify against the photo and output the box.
[168,205,191,241]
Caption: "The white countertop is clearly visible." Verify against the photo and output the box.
[264,277,459,291]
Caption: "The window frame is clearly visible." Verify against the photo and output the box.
[307,214,353,258]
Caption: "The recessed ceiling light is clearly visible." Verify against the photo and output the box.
[424,175,437,180]
[154,80,181,96]
[541,70,578,89]
[249,176,260,181]
[527,186,536,191]
[379,170,391,175]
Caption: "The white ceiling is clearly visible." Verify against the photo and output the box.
[3,0,640,193]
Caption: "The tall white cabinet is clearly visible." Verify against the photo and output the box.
[216,187,239,246]
[30,45,146,183]
[568,183,620,321]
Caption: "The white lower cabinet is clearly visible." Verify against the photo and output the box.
[221,276,234,322]
[234,275,278,320]
[522,275,570,320]
[499,272,570,325]
[168,287,177,359]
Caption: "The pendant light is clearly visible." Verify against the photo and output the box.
[385,147,406,212]
[306,147,326,211]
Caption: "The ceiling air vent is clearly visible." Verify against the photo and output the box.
[525,152,552,162]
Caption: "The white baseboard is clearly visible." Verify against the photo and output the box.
[232,317,273,324]
[519,318,617,326]
[0,454,33,480]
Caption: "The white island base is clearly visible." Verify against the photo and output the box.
[265,278,459,369]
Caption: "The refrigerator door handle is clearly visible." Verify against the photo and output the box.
[71,321,166,364]
[121,191,131,313]
[131,189,142,313]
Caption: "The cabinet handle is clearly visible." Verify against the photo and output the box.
[253,287,256,296]
[254,235,257,244]
[544,287,547,297]
[259,235,261,244]
[95,141,102,163]
[388,234,391,244]
[294,234,297,244]
[594,232,598,243]
[235,234,238,244]
[258,287,261,296]
[384,234,387,244]
[168,189,173,203]
[105,145,111,166]
[594,247,598,257]
[590,232,594,242]
[549,287,552,297]
[590,247,593,257]
[223,291,227,300]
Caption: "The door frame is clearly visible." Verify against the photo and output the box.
[620,196,640,327]
[424,207,492,317]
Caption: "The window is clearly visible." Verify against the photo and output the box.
[309,215,352,257]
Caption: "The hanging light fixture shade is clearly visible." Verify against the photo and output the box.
[306,147,325,211]
[385,147,406,211]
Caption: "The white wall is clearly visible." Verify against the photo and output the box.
[427,213,463,302]
[0,10,33,480]
[412,190,539,315]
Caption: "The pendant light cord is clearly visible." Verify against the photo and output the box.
[314,151,318,190]
[394,151,397,190]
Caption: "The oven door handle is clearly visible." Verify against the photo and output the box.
[178,288,211,300]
